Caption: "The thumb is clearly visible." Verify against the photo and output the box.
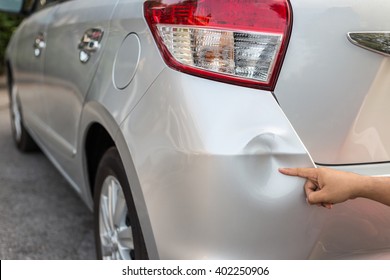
[307,190,328,205]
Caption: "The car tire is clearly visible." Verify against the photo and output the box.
[9,84,38,152]
[94,147,148,260]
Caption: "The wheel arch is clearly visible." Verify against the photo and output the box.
[80,101,159,259]
[84,122,115,198]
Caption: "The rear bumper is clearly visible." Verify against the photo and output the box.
[318,161,390,177]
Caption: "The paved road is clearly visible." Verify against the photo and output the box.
[0,78,96,259]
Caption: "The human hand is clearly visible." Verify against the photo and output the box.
[279,167,365,209]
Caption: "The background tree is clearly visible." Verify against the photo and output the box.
[0,13,22,74]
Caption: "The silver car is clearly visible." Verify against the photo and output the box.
[2,0,390,259]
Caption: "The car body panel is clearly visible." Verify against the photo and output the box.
[41,0,119,158]
[10,7,57,135]
[275,0,390,165]
[85,0,165,124]
[121,67,319,259]
[308,196,390,260]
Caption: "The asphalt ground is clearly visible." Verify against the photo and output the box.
[0,77,96,259]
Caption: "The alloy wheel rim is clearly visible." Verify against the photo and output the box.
[99,175,134,260]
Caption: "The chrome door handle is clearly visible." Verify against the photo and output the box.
[33,33,46,57]
[78,28,104,63]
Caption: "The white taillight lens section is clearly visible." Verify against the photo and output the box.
[144,0,292,90]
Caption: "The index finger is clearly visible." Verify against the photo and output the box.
[279,167,318,180]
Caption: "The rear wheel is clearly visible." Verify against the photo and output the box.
[94,147,148,260]
[9,84,38,152]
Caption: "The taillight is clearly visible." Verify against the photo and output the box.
[144,0,292,90]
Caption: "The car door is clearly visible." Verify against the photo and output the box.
[41,0,118,158]
[11,3,58,137]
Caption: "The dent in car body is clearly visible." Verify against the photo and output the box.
[120,68,320,259]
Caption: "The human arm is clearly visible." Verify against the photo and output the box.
[279,167,390,208]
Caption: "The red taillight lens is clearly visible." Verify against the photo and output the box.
[144,0,292,90]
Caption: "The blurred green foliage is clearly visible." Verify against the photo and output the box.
[0,13,22,74]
